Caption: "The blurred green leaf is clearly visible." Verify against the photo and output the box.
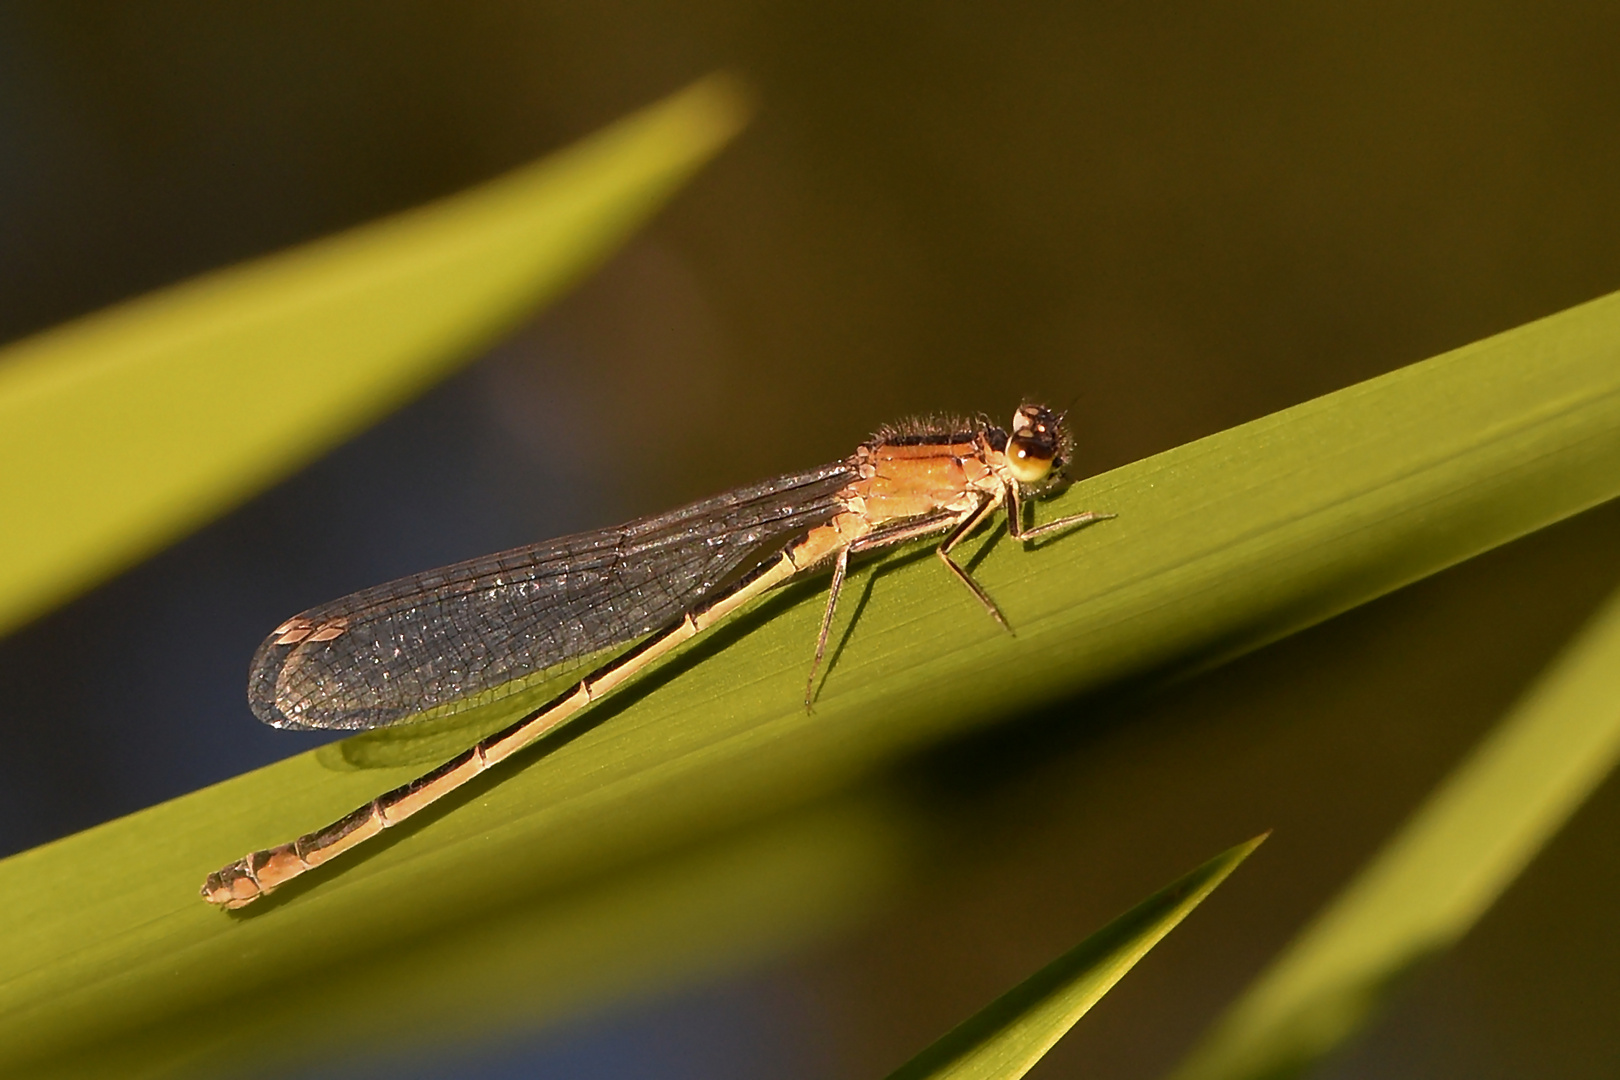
[22,792,919,1078]
[888,836,1264,1080]
[1166,581,1620,1080]
[0,255,1617,1074]
[0,74,750,637]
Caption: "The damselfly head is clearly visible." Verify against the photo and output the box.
[1004,402,1073,488]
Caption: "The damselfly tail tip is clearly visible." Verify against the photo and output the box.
[203,842,309,909]
[202,859,264,909]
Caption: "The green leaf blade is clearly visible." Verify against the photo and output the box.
[889,836,1266,1080]
[1166,583,1620,1080]
[0,74,749,636]
[0,271,1617,1074]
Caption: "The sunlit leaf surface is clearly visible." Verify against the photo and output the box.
[0,265,1616,1076]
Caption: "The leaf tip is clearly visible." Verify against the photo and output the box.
[658,70,757,157]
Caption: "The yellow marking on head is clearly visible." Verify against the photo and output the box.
[1005,403,1065,486]
[1005,441,1054,484]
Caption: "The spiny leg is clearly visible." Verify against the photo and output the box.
[1008,483,1115,542]
[803,510,964,707]
[805,546,851,709]
[937,494,1013,633]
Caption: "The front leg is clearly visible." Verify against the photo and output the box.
[1007,482,1115,542]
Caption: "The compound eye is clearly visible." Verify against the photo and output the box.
[1006,437,1054,484]
[1007,403,1061,484]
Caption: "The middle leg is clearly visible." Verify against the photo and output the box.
[804,546,851,709]
[936,492,1013,632]
[1008,483,1115,542]
[804,509,966,707]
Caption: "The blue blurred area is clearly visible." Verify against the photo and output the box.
[303,978,831,1080]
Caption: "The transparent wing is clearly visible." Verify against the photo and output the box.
[248,462,855,730]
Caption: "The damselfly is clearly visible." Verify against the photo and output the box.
[204,403,1111,908]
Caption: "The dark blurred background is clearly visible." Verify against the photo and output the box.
[1,3,1618,1078]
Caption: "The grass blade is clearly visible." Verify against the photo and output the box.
[0,284,1616,1075]
[1166,582,1620,1080]
[0,74,749,636]
[888,836,1265,1080]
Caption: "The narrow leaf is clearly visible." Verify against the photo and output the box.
[889,836,1265,1080]
[0,74,749,636]
[1166,582,1620,1080]
[0,287,1616,1076]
